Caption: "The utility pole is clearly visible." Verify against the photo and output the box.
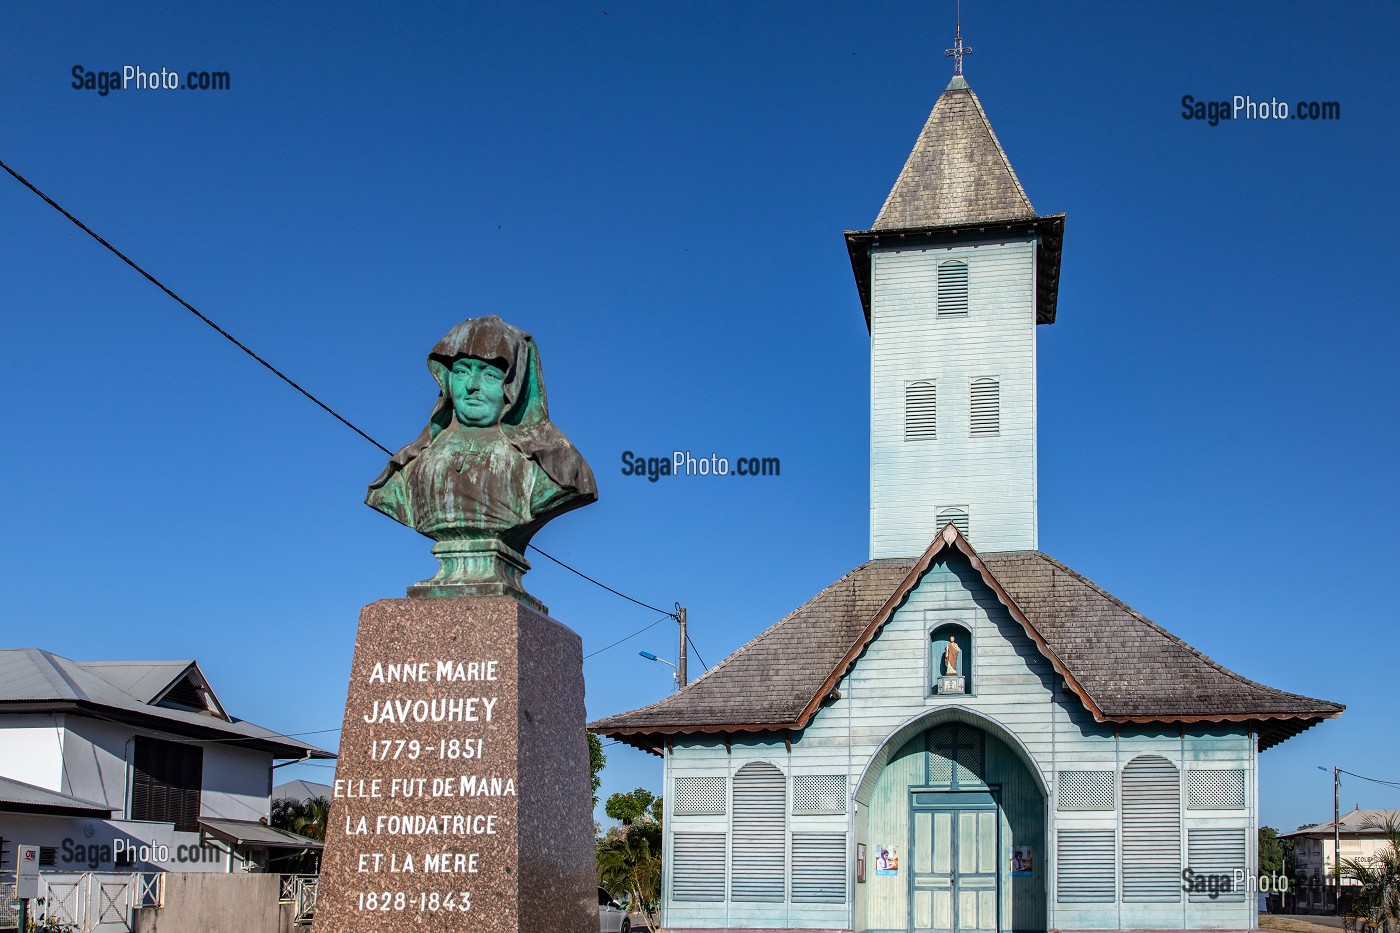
[1332,766,1340,911]
[676,607,688,688]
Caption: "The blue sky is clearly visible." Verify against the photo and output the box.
[2,1,1396,833]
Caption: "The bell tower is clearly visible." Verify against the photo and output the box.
[846,70,1064,557]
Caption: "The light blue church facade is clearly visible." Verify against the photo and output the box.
[593,74,1341,933]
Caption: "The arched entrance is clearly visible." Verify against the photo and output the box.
[853,709,1047,933]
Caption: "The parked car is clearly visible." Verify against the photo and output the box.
[598,887,631,933]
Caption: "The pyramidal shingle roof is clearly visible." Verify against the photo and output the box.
[591,528,1342,754]
[872,75,1037,230]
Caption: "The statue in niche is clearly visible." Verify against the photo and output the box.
[366,315,597,606]
[943,635,961,676]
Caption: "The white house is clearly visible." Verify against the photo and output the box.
[0,648,334,877]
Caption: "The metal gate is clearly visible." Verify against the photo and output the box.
[37,872,163,933]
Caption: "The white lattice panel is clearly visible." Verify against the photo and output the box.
[1188,769,1246,809]
[673,776,726,815]
[792,774,847,813]
[1057,770,1114,810]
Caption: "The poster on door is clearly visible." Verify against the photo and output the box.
[1010,845,1034,877]
[874,843,899,875]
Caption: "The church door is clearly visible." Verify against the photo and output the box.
[909,792,999,933]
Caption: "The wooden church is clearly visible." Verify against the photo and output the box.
[591,67,1342,933]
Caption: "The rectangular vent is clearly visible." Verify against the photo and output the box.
[792,774,846,814]
[935,507,969,540]
[1058,771,1114,810]
[672,832,727,902]
[1187,770,1246,810]
[938,260,969,315]
[792,832,847,903]
[970,378,1000,436]
[1187,829,1247,902]
[905,381,937,440]
[1057,830,1116,903]
[674,776,726,815]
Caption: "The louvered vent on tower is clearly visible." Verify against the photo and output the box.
[936,507,969,540]
[970,378,1000,436]
[938,259,969,315]
[905,381,937,440]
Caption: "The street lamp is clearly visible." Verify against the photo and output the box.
[639,651,679,689]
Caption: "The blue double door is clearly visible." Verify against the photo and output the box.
[909,792,1000,933]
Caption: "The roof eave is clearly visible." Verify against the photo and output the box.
[845,213,1064,329]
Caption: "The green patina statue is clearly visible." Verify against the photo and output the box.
[366,316,597,607]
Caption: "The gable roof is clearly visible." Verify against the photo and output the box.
[0,774,113,817]
[77,660,197,704]
[590,527,1342,754]
[873,76,1037,230]
[0,649,334,759]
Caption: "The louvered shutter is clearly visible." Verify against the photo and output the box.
[1187,829,1247,902]
[905,382,937,440]
[792,832,846,903]
[938,260,969,315]
[132,738,203,831]
[1056,830,1116,903]
[1121,755,1182,902]
[672,833,726,902]
[730,762,786,901]
[935,508,969,540]
[970,378,1000,436]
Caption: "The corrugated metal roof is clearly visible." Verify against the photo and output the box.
[273,779,333,801]
[199,818,323,849]
[0,774,112,816]
[1282,809,1400,838]
[75,660,192,704]
[0,649,334,759]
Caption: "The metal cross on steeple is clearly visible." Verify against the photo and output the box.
[944,4,972,76]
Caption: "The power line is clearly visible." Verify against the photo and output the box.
[1,157,677,623]
[688,633,711,669]
[584,614,669,660]
[1338,768,1400,789]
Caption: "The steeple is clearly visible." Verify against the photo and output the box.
[845,62,1066,558]
[873,77,1037,231]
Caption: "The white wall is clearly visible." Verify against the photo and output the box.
[0,714,66,792]
[869,236,1039,556]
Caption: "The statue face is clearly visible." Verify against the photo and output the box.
[448,356,508,427]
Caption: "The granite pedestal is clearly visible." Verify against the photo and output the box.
[313,597,595,932]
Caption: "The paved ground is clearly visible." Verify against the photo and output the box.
[1263,915,1347,933]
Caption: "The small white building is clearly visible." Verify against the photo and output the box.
[0,649,334,876]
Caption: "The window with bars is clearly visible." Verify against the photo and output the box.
[1187,770,1247,810]
[938,260,969,315]
[1187,829,1248,902]
[730,762,787,902]
[935,507,969,539]
[1121,755,1182,903]
[792,832,847,903]
[905,381,937,441]
[1057,830,1116,903]
[1058,771,1115,810]
[131,737,203,831]
[672,832,726,902]
[792,774,846,814]
[674,776,726,815]
[970,378,1000,436]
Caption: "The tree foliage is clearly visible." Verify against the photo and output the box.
[588,732,606,808]
[606,786,657,825]
[598,821,662,932]
[1260,826,1285,875]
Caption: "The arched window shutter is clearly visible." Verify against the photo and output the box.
[905,381,937,440]
[938,260,969,315]
[936,507,969,539]
[970,378,1000,436]
[1121,755,1182,902]
[730,762,786,901]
